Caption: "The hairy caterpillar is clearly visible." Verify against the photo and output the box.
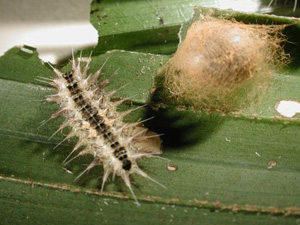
[42,55,165,205]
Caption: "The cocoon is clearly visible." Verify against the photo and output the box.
[162,18,288,112]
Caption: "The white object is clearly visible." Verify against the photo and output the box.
[275,100,300,118]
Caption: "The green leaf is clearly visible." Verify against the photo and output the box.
[1,4,300,225]
[90,0,220,54]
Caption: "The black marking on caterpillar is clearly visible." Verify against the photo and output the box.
[43,55,165,205]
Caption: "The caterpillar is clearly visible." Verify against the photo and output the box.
[42,55,165,205]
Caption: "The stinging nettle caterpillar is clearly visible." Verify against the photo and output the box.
[41,54,166,205]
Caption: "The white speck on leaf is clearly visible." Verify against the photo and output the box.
[167,164,178,172]
[225,137,231,142]
[275,100,300,117]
